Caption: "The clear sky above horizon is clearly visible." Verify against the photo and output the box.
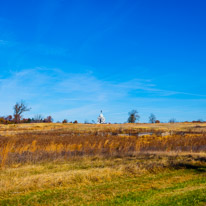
[0,0,206,123]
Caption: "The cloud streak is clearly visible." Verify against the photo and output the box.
[0,68,205,122]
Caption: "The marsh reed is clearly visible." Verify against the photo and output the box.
[0,123,206,166]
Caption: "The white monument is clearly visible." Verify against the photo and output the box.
[97,110,106,124]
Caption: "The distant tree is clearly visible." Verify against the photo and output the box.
[62,119,68,123]
[73,120,78,124]
[22,118,30,123]
[149,113,156,123]
[128,110,140,123]
[34,114,44,123]
[13,101,31,123]
[192,120,203,123]
[5,115,13,122]
[155,120,160,123]
[44,116,53,123]
[84,119,89,124]
[197,119,204,123]
[169,118,176,123]
[0,117,6,124]
[92,120,95,124]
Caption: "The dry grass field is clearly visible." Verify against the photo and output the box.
[0,122,206,205]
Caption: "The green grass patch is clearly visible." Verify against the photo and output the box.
[1,168,205,206]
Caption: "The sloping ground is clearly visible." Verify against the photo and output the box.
[0,155,205,206]
[0,122,206,136]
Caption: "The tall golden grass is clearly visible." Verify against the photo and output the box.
[0,123,206,166]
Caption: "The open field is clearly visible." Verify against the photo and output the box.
[0,123,206,205]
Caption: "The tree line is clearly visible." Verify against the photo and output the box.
[127,110,205,124]
[0,101,53,124]
[127,110,162,123]
[0,101,204,124]
[127,110,159,123]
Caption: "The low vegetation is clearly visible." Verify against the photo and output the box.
[0,123,205,205]
[0,122,206,166]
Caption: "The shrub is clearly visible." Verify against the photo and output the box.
[62,119,68,123]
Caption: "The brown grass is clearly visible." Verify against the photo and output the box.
[0,153,205,202]
[0,122,206,166]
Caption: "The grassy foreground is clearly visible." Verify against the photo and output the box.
[0,154,206,206]
[0,123,206,205]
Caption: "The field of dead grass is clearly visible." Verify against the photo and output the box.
[0,122,206,166]
[0,154,206,205]
[0,123,205,205]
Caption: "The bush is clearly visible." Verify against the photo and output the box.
[62,119,68,123]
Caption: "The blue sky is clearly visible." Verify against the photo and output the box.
[0,0,206,123]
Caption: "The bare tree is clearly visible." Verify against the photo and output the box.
[34,114,44,123]
[149,113,156,123]
[128,110,140,123]
[84,119,89,124]
[169,118,176,123]
[13,101,31,123]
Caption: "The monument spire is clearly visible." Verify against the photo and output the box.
[97,110,105,124]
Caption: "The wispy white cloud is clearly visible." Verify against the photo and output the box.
[0,68,205,122]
